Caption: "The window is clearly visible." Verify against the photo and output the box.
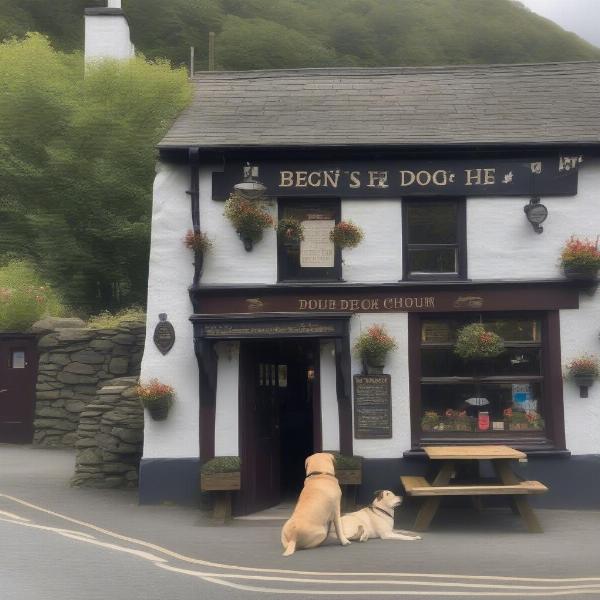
[11,350,26,369]
[411,313,559,445]
[278,199,341,281]
[403,198,466,279]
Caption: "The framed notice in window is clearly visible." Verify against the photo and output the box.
[277,199,341,281]
[300,219,335,267]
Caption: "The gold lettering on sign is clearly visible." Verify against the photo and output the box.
[298,296,436,311]
[349,171,361,188]
[367,171,389,188]
[280,171,294,187]
[465,168,496,186]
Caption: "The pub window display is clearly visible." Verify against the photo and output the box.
[418,315,545,435]
[277,199,341,281]
[403,198,466,279]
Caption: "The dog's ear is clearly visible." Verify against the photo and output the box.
[328,453,336,464]
[373,490,384,501]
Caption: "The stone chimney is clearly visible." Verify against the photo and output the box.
[84,0,135,63]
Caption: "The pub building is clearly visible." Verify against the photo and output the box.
[139,62,600,512]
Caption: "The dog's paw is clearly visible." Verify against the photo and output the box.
[340,538,352,546]
[412,535,422,541]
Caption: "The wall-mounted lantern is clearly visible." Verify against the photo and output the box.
[233,163,266,200]
[524,196,548,234]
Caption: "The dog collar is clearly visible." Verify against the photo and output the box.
[306,471,337,479]
[369,505,394,519]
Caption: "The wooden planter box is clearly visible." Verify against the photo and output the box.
[200,471,241,492]
[336,469,362,485]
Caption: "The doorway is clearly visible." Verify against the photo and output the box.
[0,334,38,443]
[238,339,321,515]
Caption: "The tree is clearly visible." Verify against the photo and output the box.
[0,34,191,312]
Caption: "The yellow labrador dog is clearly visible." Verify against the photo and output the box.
[340,490,422,542]
[281,452,351,556]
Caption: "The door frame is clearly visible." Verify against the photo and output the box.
[237,338,322,515]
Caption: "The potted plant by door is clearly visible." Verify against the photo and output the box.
[200,456,241,522]
[560,236,600,281]
[329,452,363,511]
[566,354,600,398]
[353,324,397,374]
[224,192,274,251]
[136,379,174,421]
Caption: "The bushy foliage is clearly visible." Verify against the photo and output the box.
[184,230,213,255]
[0,34,191,312]
[87,305,146,329]
[566,355,600,378]
[136,379,174,409]
[277,218,304,243]
[0,260,66,331]
[454,323,504,359]
[223,193,274,243]
[560,236,600,271]
[353,324,397,365]
[3,0,599,70]
[330,221,364,249]
[201,456,241,474]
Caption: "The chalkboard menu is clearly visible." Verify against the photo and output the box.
[353,374,392,439]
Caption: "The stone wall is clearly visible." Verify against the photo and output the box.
[32,317,145,447]
[72,377,143,489]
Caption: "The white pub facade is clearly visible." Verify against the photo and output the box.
[139,63,600,513]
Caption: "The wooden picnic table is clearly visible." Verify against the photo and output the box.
[401,445,548,533]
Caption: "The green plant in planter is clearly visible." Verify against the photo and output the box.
[454,323,504,360]
[201,456,241,474]
[330,220,364,249]
[560,236,600,280]
[224,192,274,251]
[503,408,544,430]
[353,324,397,373]
[136,379,174,421]
[420,411,441,432]
[277,218,304,243]
[566,354,600,398]
[328,452,362,471]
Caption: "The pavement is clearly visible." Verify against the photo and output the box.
[1,444,600,599]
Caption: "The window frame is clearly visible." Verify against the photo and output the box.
[277,198,342,283]
[402,197,467,281]
[408,311,566,451]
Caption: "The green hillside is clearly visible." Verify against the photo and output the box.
[1,0,599,69]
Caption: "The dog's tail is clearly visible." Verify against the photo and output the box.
[281,522,297,557]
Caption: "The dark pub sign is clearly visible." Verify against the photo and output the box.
[353,374,393,439]
[212,155,581,199]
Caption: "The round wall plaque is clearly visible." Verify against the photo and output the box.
[153,313,175,355]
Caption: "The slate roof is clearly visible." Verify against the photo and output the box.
[158,62,600,150]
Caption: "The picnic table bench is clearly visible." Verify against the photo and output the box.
[401,445,548,533]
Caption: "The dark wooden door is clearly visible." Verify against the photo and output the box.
[0,334,38,443]
[239,341,282,514]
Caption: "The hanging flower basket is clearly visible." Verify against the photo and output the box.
[136,379,174,421]
[330,221,364,249]
[277,218,304,243]
[454,324,504,360]
[353,324,397,373]
[224,192,274,251]
[184,230,212,254]
[560,236,600,281]
[566,355,599,398]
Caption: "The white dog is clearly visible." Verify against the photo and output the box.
[340,490,422,542]
[281,452,351,556]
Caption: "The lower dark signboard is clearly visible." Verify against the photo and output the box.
[353,374,392,439]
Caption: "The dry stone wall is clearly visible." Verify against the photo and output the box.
[71,377,143,489]
[32,317,145,447]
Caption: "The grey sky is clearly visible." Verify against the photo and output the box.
[519,0,600,48]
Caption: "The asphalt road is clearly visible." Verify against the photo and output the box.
[1,445,600,600]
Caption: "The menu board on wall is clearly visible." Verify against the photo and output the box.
[300,219,335,268]
[353,374,392,439]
